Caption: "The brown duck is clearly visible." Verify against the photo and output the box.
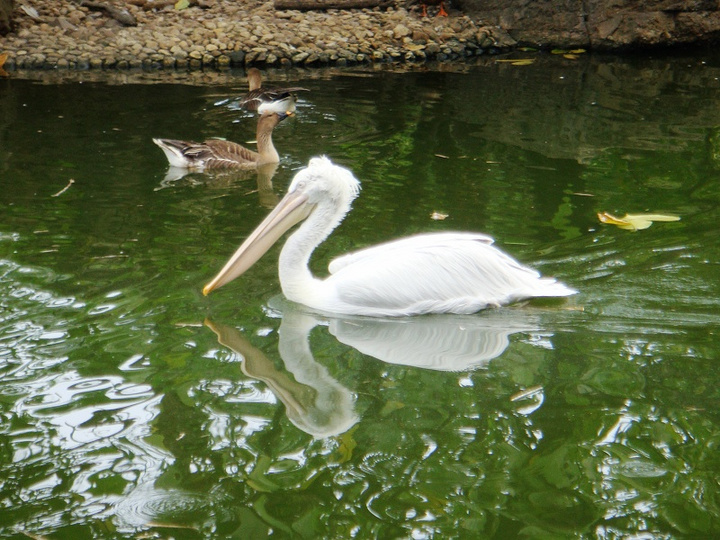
[153,111,290,171]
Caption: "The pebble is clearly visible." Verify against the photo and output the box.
[0,0,507,71]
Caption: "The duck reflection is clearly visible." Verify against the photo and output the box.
[156,162,279,208]
[206,299,541,438]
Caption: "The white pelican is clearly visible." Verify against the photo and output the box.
[202,157,577,316]
[238,67,309,115]
[153,111,290,170]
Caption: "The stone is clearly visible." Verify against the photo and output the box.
[292,51,309,63]
[393,24,411,39]
[227,50,245,64]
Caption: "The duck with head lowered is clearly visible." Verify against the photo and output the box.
[153,111,290,171]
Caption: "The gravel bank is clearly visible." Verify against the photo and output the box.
[0,0,509,71]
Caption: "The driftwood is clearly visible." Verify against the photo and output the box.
[127,0,213,10]
[80,1,137,25]
[127,0,176,9]
[274,0,394,10]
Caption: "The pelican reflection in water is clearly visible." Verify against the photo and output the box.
[203,157,577,317]
[205,299,540,437]
[205,311,358,439]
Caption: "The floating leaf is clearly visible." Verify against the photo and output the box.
[597,212,680,231]
[552,48,586,56]
[246,455,280,492]
[0,53,7,78]
[430,211,448,221]
[496,58,535,66]
[146,521,199,531]
[563,54,579,60]
[337,426,358,463]
[380,400,405,417]
[510,385,543,402]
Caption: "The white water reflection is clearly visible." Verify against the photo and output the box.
[2,369,171,536]
[205,312,359,440]
[206,298,553,438]
[327,310,539,372]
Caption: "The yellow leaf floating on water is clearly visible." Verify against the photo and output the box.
[337,427,358,463]
[597,211,680,231]
[552,48,587,55]
[496,58,536,66]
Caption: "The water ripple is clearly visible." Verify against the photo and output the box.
[115,484,216,532]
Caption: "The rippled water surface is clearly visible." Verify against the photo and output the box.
[2,55,720,538]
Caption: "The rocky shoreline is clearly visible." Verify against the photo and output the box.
[0,0,510,71]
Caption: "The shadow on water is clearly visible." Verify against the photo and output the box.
[1,54,720,537]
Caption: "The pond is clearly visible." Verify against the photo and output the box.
[1,54,720,538]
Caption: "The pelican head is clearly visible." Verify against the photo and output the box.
[203,156,359,296]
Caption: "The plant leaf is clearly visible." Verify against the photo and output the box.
[496,58,535,66]
[597,212,680,231]
[175,0,190,9]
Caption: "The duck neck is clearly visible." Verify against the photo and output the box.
[256,122,279,165]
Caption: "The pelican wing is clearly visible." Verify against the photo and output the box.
[324,233,575,316]
[328,232,494,274]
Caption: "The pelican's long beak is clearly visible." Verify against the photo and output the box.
[203,190,313,295]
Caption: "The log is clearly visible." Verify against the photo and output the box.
[274,0,394,10]
[80,1,137,25]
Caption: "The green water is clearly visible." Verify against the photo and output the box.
[1,55,720,538]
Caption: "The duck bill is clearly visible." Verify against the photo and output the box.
[203,190,313,295]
